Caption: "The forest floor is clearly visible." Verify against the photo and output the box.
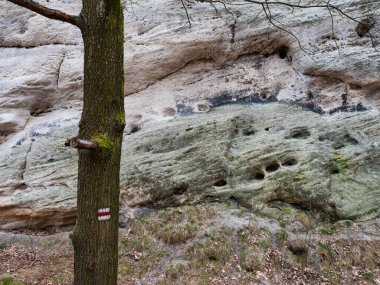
[1,203,380,285]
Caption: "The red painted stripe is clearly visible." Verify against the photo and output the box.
[97,212,110,217]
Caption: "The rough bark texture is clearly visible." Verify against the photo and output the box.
[70,0,125,284]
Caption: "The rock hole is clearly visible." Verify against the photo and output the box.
[127,123,142,135]
[253,171,265,180]
[130,125,140,133]
[213,179,227,187]
[333,143,345,150]
[344,134,359,145]
[260,92,269,100]
[12,183,27,190]
[266,163,280,173]
[173,185,188,195]
[341,94,348,106]
[0,122,18,137]
[282,158,298,167]
[265,127,270,131]
[243,129,255,136]
[204,194,219,202]
[278,46,289,59]
[228,196,240,207]
[163,107,176,117]
[229,196,239,202]
[349,83,362,90]
[306,90,314,100]
[197,103,210,112]
[30,99,53,116]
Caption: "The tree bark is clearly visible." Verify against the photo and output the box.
[70,0,125,284]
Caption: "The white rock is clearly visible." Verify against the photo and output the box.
[0,0,380,229]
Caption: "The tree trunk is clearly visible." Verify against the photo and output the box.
[70,1,125,284]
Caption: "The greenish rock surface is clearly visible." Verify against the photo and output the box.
[1,102,379,230]
[121,103,380,221]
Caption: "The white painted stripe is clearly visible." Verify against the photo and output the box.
[98,208,111,213]
[98,215,111,221]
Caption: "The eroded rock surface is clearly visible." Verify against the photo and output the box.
[0,0,380,228]
[121,103,380,222]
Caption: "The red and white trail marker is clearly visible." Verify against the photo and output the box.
[97,208,111,221]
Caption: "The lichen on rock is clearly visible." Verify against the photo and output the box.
[121,103,380,221]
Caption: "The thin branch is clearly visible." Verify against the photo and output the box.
[211,0,234,16]
[326,3,340,53]
[247,7,264,24]
[181,0,192,28]
[6,0,80,27]
[210,1,224,18]
[65,137,99,150]
[368,31,379,53]
[261,2,314,60]
[234,0,361,22]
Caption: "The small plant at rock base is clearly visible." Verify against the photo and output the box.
[187,227,234,266]
[317,241,335,263]
[363,272,375,283]
[344,220,353,227]
[276,229,289,247]
[239,246,265,272]
[164,263,187,281]
[0,278,25,285]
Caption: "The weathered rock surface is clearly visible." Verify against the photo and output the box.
[1,99,379,229]
[121,103,380,222]
[0,0,380,229]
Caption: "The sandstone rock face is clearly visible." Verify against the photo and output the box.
[0,0,379,229]
[121,103,380,222]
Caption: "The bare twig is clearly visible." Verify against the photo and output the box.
[326,3,340,53]
[181,0,192,28]
[261,2,314,60]
[247,7,264,24]
[368,31,379,53]
[228,0,364,22]
[185,0,379,54]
